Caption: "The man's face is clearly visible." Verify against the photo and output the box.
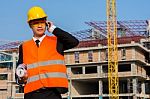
[29,19,46,38]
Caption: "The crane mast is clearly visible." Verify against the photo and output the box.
[106,0,119,99]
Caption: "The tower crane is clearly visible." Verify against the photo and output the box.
[106,0,119,99]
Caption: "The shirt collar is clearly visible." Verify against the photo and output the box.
[32,34,46,42]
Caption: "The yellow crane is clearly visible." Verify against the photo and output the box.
[106,0,119,99]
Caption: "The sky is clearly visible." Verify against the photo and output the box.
[0,0,150,41]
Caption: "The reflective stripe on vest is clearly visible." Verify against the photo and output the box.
[27,72,67,83]
[27,60,65,69]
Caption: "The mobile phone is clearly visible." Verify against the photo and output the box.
[46,22,51,30]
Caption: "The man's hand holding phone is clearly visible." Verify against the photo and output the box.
[46,21,56,33]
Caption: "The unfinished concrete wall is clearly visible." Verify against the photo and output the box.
[137,64,146,77]
[118,48,126,60]
[64,52,74,64]
[93,50,99,62]
[135,49,145,62]
[99,49,107,61]
[0,91,7,99]
[126,48,134,60]
[79,52,87,63]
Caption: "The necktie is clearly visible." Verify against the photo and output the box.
[35,40,40,47]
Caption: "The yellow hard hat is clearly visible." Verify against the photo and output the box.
[27,6,47,22]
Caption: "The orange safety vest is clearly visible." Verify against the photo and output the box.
[22,35,68,94]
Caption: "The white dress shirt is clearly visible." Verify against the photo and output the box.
[33,34,46,46]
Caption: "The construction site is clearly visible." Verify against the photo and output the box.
[0,20,149,99]
[0,1,150,99]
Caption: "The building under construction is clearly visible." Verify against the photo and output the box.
[0,20,149,99]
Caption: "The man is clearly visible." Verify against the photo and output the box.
[16,6,79,99]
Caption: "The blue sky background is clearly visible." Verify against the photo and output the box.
[0,0,150,41]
